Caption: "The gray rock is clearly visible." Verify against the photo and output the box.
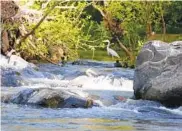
[2,88,96,108]
[134,40,182,106]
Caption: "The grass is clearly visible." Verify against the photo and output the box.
[148,34,182,42]
[78,34,182,61]
[78,49,127,61]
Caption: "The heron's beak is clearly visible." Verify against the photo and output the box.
[103,40,108,43]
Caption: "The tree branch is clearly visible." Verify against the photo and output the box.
[116,37,134,63]
[18,1,68,45]
[16,1,69,65]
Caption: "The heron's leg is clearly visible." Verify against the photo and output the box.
[8,56,11,63]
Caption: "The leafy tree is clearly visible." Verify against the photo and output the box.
[164,1,182,33]
[12,0,182,64]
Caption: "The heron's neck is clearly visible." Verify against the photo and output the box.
[107,42,110,48]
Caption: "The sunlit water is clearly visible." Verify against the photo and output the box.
[1,59,182,131]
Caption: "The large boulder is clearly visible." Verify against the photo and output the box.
[1,88,96,108]
[133,41,182,106]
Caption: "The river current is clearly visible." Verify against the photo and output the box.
[1,58,182,131]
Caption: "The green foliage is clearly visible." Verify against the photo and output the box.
[3,23,19,30]
[18,1,88,59]
[164,1,182,33]
[105,1,141,23]
[16,0,182,62]
[81,20,111,49]
[27,1,111,60]
[122,22,146,52]
[102,1,147,54]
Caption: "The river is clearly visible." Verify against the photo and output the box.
[1,58,182,131]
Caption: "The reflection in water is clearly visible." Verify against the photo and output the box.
[2,101,182,131]
[3,116,135,131]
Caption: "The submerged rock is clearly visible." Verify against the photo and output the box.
[133,40,182,107]
[1,88,96,108]
[114,60,123,67]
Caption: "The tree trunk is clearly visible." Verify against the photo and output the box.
[146,23,152,38]
[161,12,166,35]
[116,37,135,63]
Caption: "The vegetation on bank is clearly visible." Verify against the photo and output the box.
[79,34,182,61]
[1,0,182,65]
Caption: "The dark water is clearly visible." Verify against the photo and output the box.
[1,60,182,131]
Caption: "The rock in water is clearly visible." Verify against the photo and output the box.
[2,88,96,108]
[133,40,182,107]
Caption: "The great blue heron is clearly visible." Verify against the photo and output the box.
[103,40,120,58]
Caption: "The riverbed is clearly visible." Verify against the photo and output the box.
[1,59,182,131]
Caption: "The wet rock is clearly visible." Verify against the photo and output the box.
[122,62,129,68]
[2,88,96,108]
[71,60,113,68]
[113,95,126,102]
[134,40,182,107]
[114,60,130,68]
[48,45,66,63]
[114,60,123,67]
[1,68,25,87]
[129,65,135,69]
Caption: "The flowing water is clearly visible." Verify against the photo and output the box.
[1,58,182,131]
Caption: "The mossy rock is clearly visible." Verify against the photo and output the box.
[40,96,64,108]
[15,72,21,76]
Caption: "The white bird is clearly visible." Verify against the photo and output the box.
[103,40,120,58]
[5,49,16,63]
[85,68,98,77]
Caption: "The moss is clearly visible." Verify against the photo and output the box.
[15,72,21,76]
[34,67,39,71]
[41,96,64,108]
[85,99,93,108]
